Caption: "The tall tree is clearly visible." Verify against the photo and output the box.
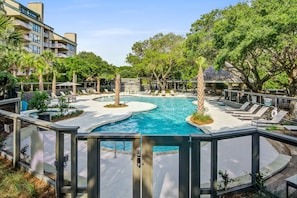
[187,0,297,95]
[127,33,185,91]
[196,57,207,114]
[40,50,55,82]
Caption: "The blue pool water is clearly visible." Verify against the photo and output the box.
[92,96,203,152]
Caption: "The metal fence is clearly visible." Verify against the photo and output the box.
[1,98,297,197]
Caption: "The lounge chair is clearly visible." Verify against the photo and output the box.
[235,106,270,120]
[153,90,159,96]
[104,89,109,93]
[81,89,88,95]
[251,110,288,126]
[230,104,259,115]
[60,91,67,96]
[161,90,166,96]
[170,90,175,96]
[225,101,250,113]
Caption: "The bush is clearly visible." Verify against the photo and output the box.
[28,91,49,113]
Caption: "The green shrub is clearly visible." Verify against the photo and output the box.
[192,112,212,122]
[28,91,49,113]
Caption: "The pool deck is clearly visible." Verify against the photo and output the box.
[11,93,292,197]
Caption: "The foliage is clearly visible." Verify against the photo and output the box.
[265,125,280,131]
[218,170,236,191]
[28,91,49,113]
[126,33,186,90]
[254,172,266,192]
[186,0,297,95]
[58,96,69,114]
[51,110,83,122]
[191,112,213,125]
[0,71,17,99]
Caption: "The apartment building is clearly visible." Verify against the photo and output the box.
[2,0,77,57]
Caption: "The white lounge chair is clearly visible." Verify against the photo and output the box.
[60,91,67,96]
[236,106,270,120]
[81,89,88,95]
[161,90,166,96]
[230,104,259,115]
[170,90,175,96]
[251,110,288,126]
[153,90,159,96]
[225,102,250,113]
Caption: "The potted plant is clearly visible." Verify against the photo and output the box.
[29,91,51,121]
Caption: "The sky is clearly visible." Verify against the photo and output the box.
[17,0,243,66]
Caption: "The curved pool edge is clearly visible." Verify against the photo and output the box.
[86,101,157,133]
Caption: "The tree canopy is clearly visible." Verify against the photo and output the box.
[186,0,297,95]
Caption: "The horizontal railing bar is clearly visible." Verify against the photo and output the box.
[19,116,80,132]
[76,132,141,140]
[258,129,297,146]
[191,127,257,141]
[0,109,79,132]
[0,97,21,105]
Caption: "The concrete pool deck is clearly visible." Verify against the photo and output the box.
[8,93,292,197]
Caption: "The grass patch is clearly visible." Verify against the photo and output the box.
[104,103,128,108]
[190,112,214,125]
[0,156,55,197]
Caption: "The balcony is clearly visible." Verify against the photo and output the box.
[43,42,49,48]
[51,43,67,50]
[23,34,32,42]
[43,32,49,38]
[13,20,32,30]
[56,53,67,58]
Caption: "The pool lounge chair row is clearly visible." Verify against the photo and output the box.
[251,110,288,126]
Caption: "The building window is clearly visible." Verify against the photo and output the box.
[29,44,40,54]
[19,5,39,21]
[32,23,41,33]
[29,33,40,43]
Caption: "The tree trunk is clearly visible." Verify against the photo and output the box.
[97,77,101,93]
[73,72,77,95]
[51,73,56,97]
[197,66,204,114]
[38,74,44,91]
[114,74,120,106]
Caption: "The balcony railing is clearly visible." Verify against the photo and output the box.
[13,19,32,30]
[0,98,297,198]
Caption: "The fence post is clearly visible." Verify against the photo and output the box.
[87,138,100,198]
[252,132,260,185]
[13,118,21,168]
[55,131,64,197]
[211,139,218,197]
[71,131,78,198]
[191,140,201,197]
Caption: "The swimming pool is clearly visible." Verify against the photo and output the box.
[92,96,203,152]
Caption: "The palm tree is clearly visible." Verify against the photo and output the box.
[51,59,63,97]
[196,56,207,114]
[4,50,22,77]
[21,52,36,80]
[40,50,54,82]
[35,56,47,91]
[114,74,120,106]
